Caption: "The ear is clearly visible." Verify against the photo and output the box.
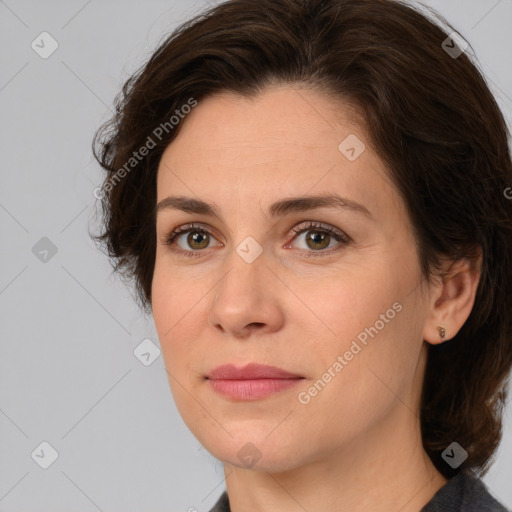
[422,247,482,345]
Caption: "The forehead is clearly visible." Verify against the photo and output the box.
[162,86,364,156]
[156,86,398,221]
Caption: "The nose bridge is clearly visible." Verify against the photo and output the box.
[207,234,276,336]
[207,187,281,325]
[216,235,267,299]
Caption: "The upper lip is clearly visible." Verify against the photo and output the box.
[207,363,303,380]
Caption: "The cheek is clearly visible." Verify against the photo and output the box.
[299,291,422,441]
[151,264,200,363]
[295,265,417,403]
[151,266,209,420]
[303,265,399,350]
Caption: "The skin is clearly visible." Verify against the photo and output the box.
[151,85,481,512]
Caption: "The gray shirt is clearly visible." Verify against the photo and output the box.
[209,469,510,511]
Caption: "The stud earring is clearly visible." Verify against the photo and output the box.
[438,326,446,342]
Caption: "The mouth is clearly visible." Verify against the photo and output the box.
[205,363,305,401]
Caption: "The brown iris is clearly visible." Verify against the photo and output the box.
[305,230,331,250]
[187,231,210,250]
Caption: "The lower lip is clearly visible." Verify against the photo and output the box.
[207,378,303,400]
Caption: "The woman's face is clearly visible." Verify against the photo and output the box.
[152,85,432,472]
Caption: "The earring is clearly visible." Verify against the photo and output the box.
[438,326,446,342]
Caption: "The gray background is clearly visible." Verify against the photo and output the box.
[0,0,511,510]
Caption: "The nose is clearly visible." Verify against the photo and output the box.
[208,251,285,339]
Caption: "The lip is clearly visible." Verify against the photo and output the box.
[207,363,303,380]
[206,363,304,401]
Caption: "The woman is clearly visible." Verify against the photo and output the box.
[92,0,512,510]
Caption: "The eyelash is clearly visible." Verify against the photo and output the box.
[162,221,350,258]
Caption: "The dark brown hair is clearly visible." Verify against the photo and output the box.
[91,0,512,479]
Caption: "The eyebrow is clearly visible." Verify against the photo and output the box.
[156,193,372,220]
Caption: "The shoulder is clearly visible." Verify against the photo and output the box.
[421,469,510,512]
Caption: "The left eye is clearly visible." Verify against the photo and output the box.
[289,222,349,252]
[163,221,350,257]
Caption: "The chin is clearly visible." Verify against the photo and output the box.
[194,425,313,473]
